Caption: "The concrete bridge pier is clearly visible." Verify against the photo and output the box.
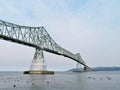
[84,66,92,72]
[30,49,47,71]
[24,49,54,74]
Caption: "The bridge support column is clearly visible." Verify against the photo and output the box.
[30,49,47,70]
[24,49,54,74]
[84,66,93,72]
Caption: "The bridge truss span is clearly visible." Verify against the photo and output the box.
[0,20,87,71]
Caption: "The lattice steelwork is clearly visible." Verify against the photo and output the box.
[0,20,86,66]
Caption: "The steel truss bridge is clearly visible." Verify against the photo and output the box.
[0,20,90,71]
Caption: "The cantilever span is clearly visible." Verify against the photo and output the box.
[0,20,87,71]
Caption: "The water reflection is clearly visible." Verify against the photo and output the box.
[29,72,85,90]
[0,72,55,90]
[0,71,119,90]
[29,74,47,90]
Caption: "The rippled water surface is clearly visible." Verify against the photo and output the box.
[0,71,120,90]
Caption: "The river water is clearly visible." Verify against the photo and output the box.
[0,71,120,90]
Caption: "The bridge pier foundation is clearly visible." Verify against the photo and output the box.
[84,66,93,72]
[24,49,54,74]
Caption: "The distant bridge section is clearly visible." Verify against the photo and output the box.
[0,20,86,68]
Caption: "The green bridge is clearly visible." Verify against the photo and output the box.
[0,20,91,73]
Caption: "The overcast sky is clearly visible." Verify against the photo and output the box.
[0,0,120,71]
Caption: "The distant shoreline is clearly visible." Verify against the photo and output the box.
[92,67,120,71]
[68,67,120,72]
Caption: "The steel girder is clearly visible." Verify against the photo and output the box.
[0,20,86,66]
